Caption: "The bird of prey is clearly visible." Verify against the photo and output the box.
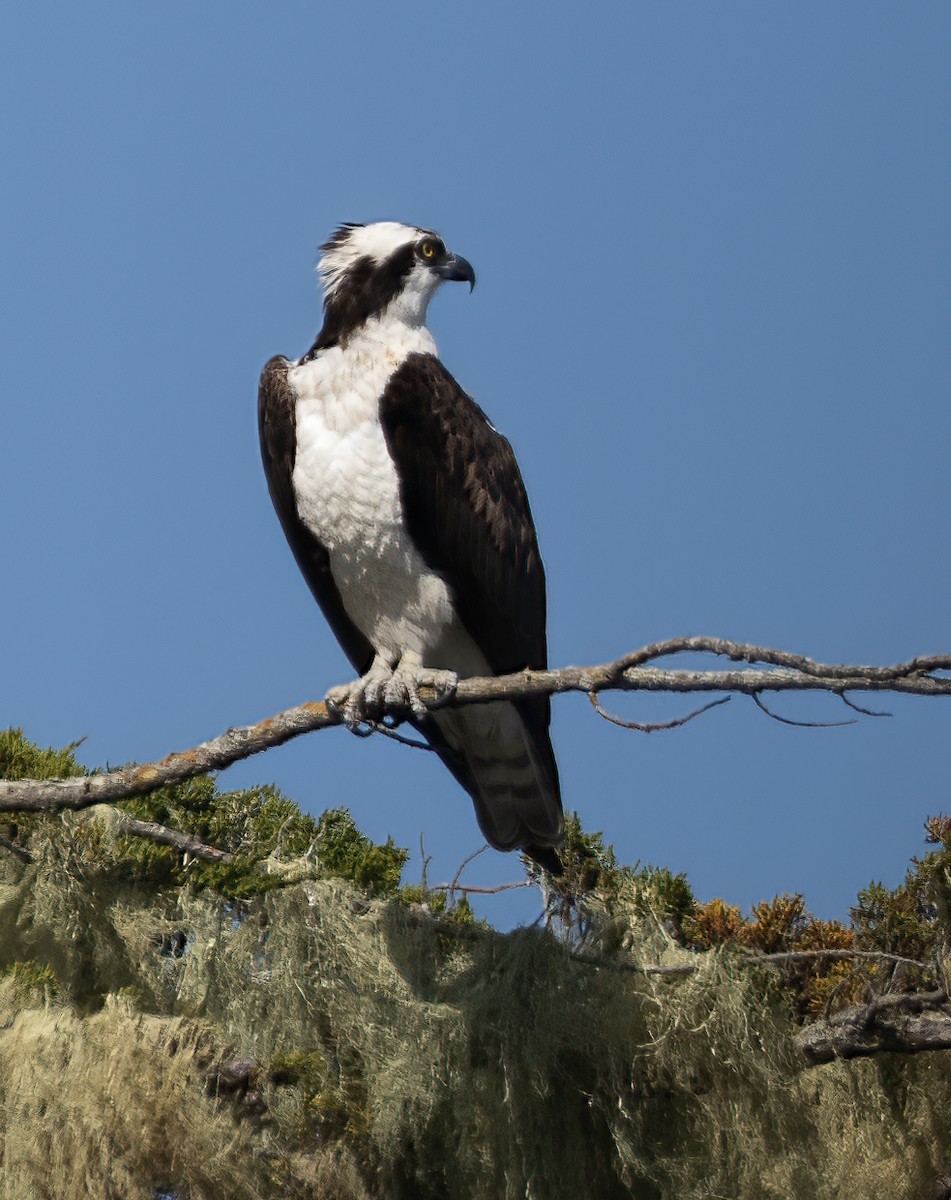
[258,221,563,870]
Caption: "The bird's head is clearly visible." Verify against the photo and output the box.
[315,221,475,349]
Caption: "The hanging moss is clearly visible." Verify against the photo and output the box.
[3,730,951,1199]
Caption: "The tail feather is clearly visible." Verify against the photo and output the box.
[429,700,563,855]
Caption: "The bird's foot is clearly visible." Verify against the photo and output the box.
[326,658,394,728]
[384,659,458,721]
[326,655,458,725]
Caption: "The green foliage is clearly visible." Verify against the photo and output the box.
[0,728,86,781]
[851,879,935,960]
[629,864,696,936]
[0,729,86,855]
[312,807,407,896]
[2,960,59,1002]
[525,811,626,939]
[397,884,448,914]
[396,887,486,936]
[539,810,623,897]
[443,894,477,927]
[849,813,951,969]
[2,729,409,903]
[269,1047,367,1143]
[528,812,695,945]
[7,732,951,1196]
[270,1049,328,1091]
[112,777,322,897]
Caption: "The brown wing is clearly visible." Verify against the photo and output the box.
[378,352,559,809]
[379,352,548,675]
[257,355,374,675]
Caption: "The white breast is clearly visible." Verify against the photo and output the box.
[287,320,460,666]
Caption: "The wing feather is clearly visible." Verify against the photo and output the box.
[379,352,547,675]
[258,356,374,675]
[379,353,561,818]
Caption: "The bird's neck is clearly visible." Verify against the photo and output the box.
[307,288,434,357]
[308,303,437,362]
[346,313,438,361]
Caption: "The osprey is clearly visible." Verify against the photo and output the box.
[258,221,563,870]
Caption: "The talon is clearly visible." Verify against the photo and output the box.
[430,669,458,703]
[382,676,408,710]
[384,665,458,719]
[327,658,458,727]
[326,685,354,726]
[325,658,395,729]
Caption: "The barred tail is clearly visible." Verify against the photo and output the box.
[430,700,563,864]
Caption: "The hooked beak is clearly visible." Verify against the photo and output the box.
[434,252,476,292]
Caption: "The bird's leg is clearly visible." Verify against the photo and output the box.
[383,650,458,720]
[326,656,395,727]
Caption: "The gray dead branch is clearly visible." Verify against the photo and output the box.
[2,636,948,814]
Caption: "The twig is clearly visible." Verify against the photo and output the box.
[750,691,856,728]
[588,691,731,732]
[419,833,430,894]
[838,694,892,718]
[428,880,534,896]
[446,845,488,903]
[2,638,950,813]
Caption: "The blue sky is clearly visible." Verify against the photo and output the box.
[2,3,949,926]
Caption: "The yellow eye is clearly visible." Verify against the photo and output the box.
[419,240,437,259]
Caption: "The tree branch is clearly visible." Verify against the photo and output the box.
[0,833,33,863]
[743,948,934,974]
[110,811,232,863]
[2,637,949,813]
[795,990,951,1066]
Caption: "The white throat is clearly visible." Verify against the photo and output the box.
[380,272,441,329]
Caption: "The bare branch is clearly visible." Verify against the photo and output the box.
[565,946,939,985]
[429,880,534,896]
[745,948,935,974]
[587,691,731,732]
[0,812,229,866]
[2,638,949,814]
[838,693,892,718]
[795,990,951,1065]
[750,691,856,728]
[419,833,430,894]
[0,700,338,813]
[110,811,232,864]
[446,845,488,902]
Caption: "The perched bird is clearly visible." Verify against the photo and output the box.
[258,221,563,870]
